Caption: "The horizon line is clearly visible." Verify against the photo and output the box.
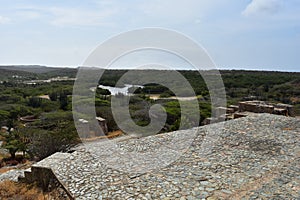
[0,64,299,73]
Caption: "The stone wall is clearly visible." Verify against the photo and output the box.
[239,101,274,114]
[238,101,295,117]
[21,164,74,199]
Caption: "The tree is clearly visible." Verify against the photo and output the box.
[26,112,80,160]
[26,122,79,160]
[59,91,68,110]
[0,128,26,159]
[49,91,58,101]
[1,138,19,159]
[28,97,42,108]
[96,88,111,96]
[0,110,10,122]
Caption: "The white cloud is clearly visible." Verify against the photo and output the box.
[242,0,282,17]
[0,16,11,24]
[49,7,117,27]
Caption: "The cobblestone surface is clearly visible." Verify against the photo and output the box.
[33,114,300,199]
[0,169,25,182]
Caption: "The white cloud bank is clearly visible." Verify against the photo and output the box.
[242,0,282,17]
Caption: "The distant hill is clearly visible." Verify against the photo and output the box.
[41,68,78,78]
[0,65,78,81]
[0,65,60,74]
[0,68,38,81]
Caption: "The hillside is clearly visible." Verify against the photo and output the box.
[0,65,62,74]
[0,66,78,81]
[0,68,38,82]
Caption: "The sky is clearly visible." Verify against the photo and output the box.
[0,0,299,72]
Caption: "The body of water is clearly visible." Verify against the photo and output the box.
[98,84,143,95]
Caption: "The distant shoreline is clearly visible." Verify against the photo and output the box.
[0,65,299,73]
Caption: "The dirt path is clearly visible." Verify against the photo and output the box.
[38,95,50,100]
[148,94,199,101]
[81,130,124,142]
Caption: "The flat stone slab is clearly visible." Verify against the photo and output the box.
[33,113,300,199]
[0,169,25,182]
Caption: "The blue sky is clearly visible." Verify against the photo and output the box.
[0,0,299,71]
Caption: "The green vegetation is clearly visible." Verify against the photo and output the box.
[0,67,78,163]
[0,66,299,165]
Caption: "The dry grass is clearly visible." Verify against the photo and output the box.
[0,180,69,200]
[0,152,8,161]
[82,130,123,142]
[0,180,45,200]
[0,167,12,174]
[0,159,33,175]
